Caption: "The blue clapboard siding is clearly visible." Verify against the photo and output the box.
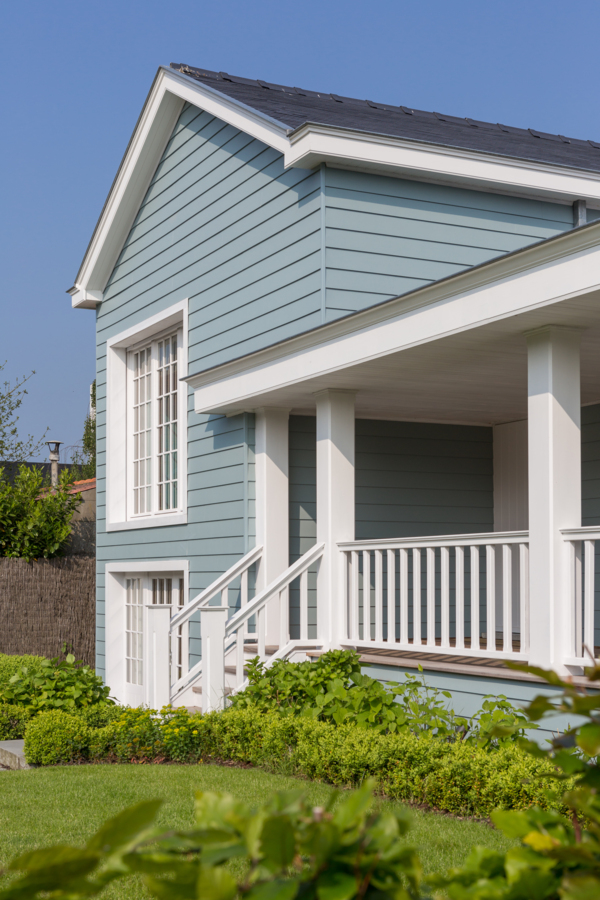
[323,167,572,319]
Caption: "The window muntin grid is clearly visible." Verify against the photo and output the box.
[157,335,178,511]
[125,578,143,685]
[152,577,172,605]
[133,347,152,515]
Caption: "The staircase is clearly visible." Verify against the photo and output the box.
[144,543,325,711]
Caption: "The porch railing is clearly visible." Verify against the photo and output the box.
[562,526,600,666]
[338,531,530,661]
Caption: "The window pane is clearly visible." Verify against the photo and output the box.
[157,333,179,511]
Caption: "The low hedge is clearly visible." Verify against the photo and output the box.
[0,702,35,739]
[23,706,565,818]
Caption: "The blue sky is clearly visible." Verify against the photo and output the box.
[2,0,600,459]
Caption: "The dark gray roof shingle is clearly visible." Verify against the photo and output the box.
[170,63,600,174]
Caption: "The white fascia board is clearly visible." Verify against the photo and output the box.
[285,123,600,207]
[186,222,600,413]
[72,68,290,306]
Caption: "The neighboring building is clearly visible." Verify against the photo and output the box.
[68,478,96,556]
[70,64,600,725]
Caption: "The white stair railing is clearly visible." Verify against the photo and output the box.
[562,526,600,666]
[224,541,326,692]
[167,545,262,702]
[338,531,529,661]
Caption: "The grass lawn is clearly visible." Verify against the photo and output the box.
[0,763,516,897]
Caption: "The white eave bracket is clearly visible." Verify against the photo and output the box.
[68,285,103,309]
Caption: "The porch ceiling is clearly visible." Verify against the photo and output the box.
[232,291,600,426]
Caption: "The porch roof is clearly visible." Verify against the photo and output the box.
[185,218,600,427]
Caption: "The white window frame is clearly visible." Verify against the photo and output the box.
[105,559,189,706]
[105,299,188,531]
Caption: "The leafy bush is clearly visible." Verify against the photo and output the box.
[0,464,82,560]
[23,710,92,765]
[0,652,44,687]
[233,650,532,744]
[0,652,113,712]
[3,780,422,900]
[0,703,34,740]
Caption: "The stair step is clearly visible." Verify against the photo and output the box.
[192,685,233,695]
[243,644,279,655]
[225,665,247,674]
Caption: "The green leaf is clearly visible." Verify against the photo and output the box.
[196,864,238,900]
[577,722,600,756]
[490,810,535,839]
[260,816,296,868]
[247,880,298,900]
[86,799,163,854]
[316,869,357,900]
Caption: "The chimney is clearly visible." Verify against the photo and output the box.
[46,440,63,486]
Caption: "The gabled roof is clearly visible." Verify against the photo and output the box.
[171,63,600,174]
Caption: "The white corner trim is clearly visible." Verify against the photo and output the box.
[105,299,188,531]
[185,223,600,414]
[286,123,600,206]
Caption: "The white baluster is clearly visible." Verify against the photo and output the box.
[241,569,249,639]
[412,548,421,647]
[502,544,512,652]
[486,545,496,652]
[426,547,436,647]
[441,546,450,648]
[387,549,397,643]
[363,550,371,641]
[398,548,407,645]
[455,546,464,650]
[279,586,289,648]
[572,541,582,659]
[375,550,383,642]
[470,546,480,651]
[584,540,595,656]
[519,543,529,655]
[347,553,356,641]
[300,569,308,641]
[236,628,245,686]
[257,606,266,659]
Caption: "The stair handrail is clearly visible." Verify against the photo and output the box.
[225,542,325,637]
[169,544,263,632]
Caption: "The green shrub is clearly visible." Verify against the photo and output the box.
[24,710,92,765]
[232,651,532,744]
[160,705,203,761]
[0,652,44,687]
[76,703,124,729]
[0,702,35,739]
[0,652,113,711]
[108,707,165,761]
[0,464,82,560]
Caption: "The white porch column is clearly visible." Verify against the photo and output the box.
[526,326,581,671]
[200,606,228,712]
[255,407,290,645]
[315,390,355,647]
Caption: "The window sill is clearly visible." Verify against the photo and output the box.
[106,512,188,532]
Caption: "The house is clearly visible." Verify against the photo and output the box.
[70,64,600,726]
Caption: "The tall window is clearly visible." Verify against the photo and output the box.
[133,347,152,514]
[157,335,178,511]
[128,329,182,519]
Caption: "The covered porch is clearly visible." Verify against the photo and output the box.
[170,223,600,710]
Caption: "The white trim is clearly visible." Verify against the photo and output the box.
[285,123,600,207]
[72,66,600,308]
[184,223,600,414]
[105,299,188,531]
[71,67,288,305]
[105,559,189,704]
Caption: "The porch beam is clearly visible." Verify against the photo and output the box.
[315,390,355,646]
[255,407,290,646]
[526,325,582,671]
